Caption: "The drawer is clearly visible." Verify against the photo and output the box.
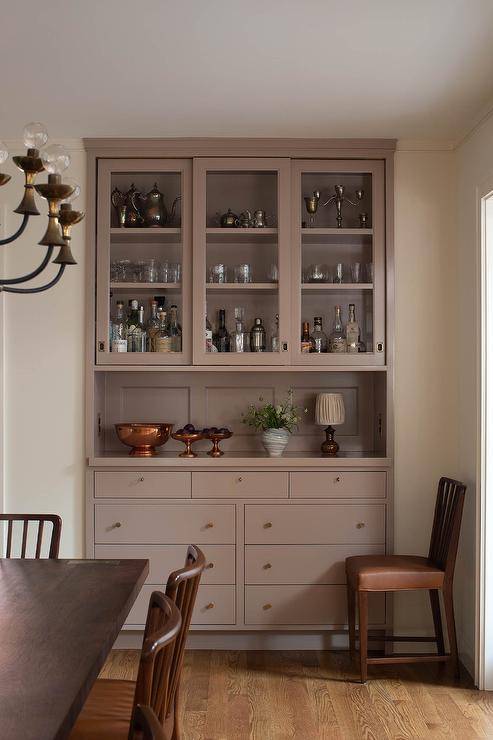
[245,544,385,585]
[245,585,385,626]
[95,504,235,544]
[192,471,288,499]
[245,504,385,544]
[95,544,235,585]
[126,584,236,626]
[290,471,386,499]
[95,471,191,499]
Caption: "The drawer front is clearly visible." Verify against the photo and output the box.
[192,471,288,499]
[290,471,386,499]
[245,504,385,544]
[95,471,191,499]
[245,585,385,626]
[126,584,236,626]
[95,544,235,585]
[95,504,235,544]
[245,544,385,585]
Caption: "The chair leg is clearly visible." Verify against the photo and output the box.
[443,586,460,679]
[429,589,445,654]
[347,583,356,660]
[170,684,181,740]
[358,590,368,683]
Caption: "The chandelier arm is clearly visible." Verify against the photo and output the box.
[1,264,66,294]
[0,246,55,285]
[0,213,30,246]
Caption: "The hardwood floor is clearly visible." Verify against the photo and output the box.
[101,649,493,739]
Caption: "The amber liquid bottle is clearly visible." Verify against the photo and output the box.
[301,321,313,353]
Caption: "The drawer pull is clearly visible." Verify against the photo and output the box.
[111,522,122,529]
[263,563,272,570]
[263,522,273,529]
[237,477,243,483]
[356,522,365,529]
[205,522,214,529]
[138,477,145,482]
[263,603,272,610]
[335,476,341,483]
[206,562,214,569]
[205,602,215,610]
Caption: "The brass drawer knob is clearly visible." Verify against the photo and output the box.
[206,562,214,569]
[335,476,341,483]
[263,563,272,570]
[356,522,365,529]
[205,602,215,610]
[139,477,145,482]
[263,522,273,529]
[263,603,272,610]
[205,522,214,529]
[237,476,243,483]
[113,522,122,529]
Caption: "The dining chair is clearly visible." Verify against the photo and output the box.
[0,514,62,558]
[163,544,206,740]
[129,705,169,740]
[346,476,466,682]
[70,591,181,739]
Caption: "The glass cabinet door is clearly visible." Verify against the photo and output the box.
[291,160,385,366]
[192,158,291,365]
[96,159,192,365]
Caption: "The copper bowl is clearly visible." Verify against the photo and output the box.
[115,422,173,457]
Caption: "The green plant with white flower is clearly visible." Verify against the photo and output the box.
[241,389,307,433]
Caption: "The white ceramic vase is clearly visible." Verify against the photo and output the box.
[261,427,290,457]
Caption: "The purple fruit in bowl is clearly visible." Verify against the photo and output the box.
[176,428,184,435]
[209,426,218,434]
[219,427,229,434]
[202,427,210,435]
[184,423,195,432]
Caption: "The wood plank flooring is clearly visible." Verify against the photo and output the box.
[101,649,493,739]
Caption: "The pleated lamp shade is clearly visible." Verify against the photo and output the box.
[315,393,345,426]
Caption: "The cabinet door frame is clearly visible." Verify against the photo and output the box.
[192,157,292,366]
[95,158,192,366]
[290,159,386,366]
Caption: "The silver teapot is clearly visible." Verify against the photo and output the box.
[132,183,181,228]
[252,209,267,228]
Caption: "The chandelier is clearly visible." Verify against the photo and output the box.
[0,122,84,294]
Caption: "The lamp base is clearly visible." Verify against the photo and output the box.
[321,425,339,456]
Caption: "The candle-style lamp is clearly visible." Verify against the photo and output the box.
[315,393,345,456]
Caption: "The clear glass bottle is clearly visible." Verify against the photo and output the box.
[310,316,328,353]
[205,302,217,352]
[155,309,173,352]
[168,304,182,352]
[146,300,160,352]
[301,321,313,353]
[250,317,266,352]
[329,305,347,353]
[213,309,230,352]
[230,307,248,353]
[128,304,147,352]
[346,303,360,354]
[271,314,280,352]
[110,301,128,352]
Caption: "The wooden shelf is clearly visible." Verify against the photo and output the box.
[301,227,372,236]
[302,283,373,291]
[110,227,181,243]
[110,282,181,292]
[93,364,388,373]
[206,282,277,293]
[206,227,277,235]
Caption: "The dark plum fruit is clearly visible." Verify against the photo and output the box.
[202,428,210,435]
[176,428,184,435]
[184,423,195,432]
[219,427,229,434]
[209,426,218,434]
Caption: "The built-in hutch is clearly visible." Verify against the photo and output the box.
[85,139,395,647]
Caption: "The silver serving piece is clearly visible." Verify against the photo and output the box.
[238,210,253,227]
[111,187,127,228]
[252,209,267,228]
[303,190,320,228]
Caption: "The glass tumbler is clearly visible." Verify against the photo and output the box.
[209,264,228,283]
[234,264,252,283]
[350,262,362,283]
[161,261,170,283]
[142,258,159,283]
[334,263,345,284]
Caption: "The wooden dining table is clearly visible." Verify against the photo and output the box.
[0,557,148,740]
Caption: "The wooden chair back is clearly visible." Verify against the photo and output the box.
[164,544,206,718]
[428,477,466,580]
[0,514,61,558]
[133,591,182,726]
[130,704,169,740]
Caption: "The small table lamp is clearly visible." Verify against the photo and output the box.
[315,393,345,456]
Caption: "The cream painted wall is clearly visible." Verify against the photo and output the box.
[1,140,86,557]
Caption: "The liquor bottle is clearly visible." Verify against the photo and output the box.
[271,314,280,352]
[128,304,147,352]
[146,300,160,352]
[168,304,182,352]
[110,301,128,352]
[155,309,173,352]
[329,305,347,353]
[126,300,139,351]
[346,303,360,354]
[310,316,328,353]
[205,302,217,352]
[301,321,313,353]
[213,309,230,352]
[250,317,266,352]
[230,307,249,353]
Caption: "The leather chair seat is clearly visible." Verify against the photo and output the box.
[346,554,444,592]
[69,679,136,739]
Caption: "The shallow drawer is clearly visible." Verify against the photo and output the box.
[245,504,385,545]
[95,471,191,499]
[245,585,385,626]
[290,471,386,499]
[192,471,288,499]
[95,544,235,585]
[126,584,236,626]
[245,544,384,585]
[95,504,235,544]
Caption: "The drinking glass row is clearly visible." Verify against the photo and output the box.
[303,262,373,284]
[111,259,182,283]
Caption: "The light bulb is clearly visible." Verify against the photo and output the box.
[23,122,48,150]
[61,177,81,204]
[0,141,8,165]
[40,144,70,175]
